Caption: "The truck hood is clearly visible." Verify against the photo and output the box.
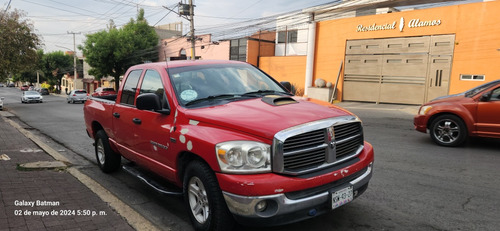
[184,97,353,140]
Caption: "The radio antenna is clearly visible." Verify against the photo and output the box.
[163,41,169,68]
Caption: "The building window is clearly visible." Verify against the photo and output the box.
[288,30,298,43]
[460,74,485,81]
[230,38,247,62]
[277,31,286,43]
[277,30,298,43]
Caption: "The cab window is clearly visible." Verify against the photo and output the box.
[120,70,142,105]
[490,88,500,101]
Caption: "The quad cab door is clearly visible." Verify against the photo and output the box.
[476,86,500,137]
[112,68,176,180]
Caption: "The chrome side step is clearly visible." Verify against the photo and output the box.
[122,164,183,196]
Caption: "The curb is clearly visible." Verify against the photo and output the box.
[1,115,161,231]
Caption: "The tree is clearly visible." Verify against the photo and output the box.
[39,51,73,91]
[80,9,158,90]
[0,9,41,82]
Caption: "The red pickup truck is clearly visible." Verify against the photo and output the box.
[84,60,374,231]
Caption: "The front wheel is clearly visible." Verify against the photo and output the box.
[183,160,235,231]
[429,114,467,147]
[95,130,121,173]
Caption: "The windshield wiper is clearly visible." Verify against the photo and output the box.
[242,90,292,96]
[185,94,238,106]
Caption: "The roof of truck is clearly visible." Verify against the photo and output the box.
[131,60,248,69]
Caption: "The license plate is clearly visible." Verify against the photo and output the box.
[331,186,353,209]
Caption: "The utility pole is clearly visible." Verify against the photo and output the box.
[67,31,81,91]
[189,0,195,60]
[164,1,196,60]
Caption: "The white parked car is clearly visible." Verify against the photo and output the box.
[21,91,43,103]
[67,89,89,104]
[0,97,4,110]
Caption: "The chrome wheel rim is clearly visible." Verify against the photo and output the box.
[188,176,209,224]
[96,139,105,165]
[433,119,460,144]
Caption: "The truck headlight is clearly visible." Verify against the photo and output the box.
[419,106,432,115]
[216,141,271,173]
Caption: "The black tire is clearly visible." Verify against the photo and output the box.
[429,114,467,147]
[183,160,235,231]
[95,130,121,173]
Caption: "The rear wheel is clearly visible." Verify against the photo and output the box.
[183,160,235,231]
[429,114,467,147]
[95,130,121,173]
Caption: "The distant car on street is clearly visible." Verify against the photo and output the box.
[8,83,15,87]
[414,79,500,146]
[21,85,29,91]
[21,91,43,103]
[91,87,116,97]
[0,97,4,110]
[39,88,50,95]
[67,89,89,104]
[0,83,4,87]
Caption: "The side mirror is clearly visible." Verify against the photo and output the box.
[136,93,170,115]
[480,92,491,102]
[280,81,292,93]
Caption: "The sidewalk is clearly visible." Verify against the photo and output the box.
[0,115,134,231]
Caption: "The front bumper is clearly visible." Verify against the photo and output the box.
[24,98,42,103]
[222,162,373,226]
[414,115,428,133]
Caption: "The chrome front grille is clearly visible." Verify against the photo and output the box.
[273,116,364,175]
[335,122,363,159]
[283,130,324,152]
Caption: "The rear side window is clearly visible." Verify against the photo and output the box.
[103,88,114,91]
[120,70,142,105]
[139,70,168,108]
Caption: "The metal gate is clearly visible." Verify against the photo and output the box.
[343,35,455,104]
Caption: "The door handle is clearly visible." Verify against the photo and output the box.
[113,112,120,118]
[132,118,142,125]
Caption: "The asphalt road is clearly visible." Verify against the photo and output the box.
[1,86,499,231]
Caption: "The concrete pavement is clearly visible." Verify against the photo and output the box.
[0,111,153,231]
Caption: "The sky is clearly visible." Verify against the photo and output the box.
[1,0,338,55]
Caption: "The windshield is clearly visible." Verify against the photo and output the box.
[168,63,289,107]
[464,80,500,97]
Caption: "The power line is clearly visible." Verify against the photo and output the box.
[0,0,12,20]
